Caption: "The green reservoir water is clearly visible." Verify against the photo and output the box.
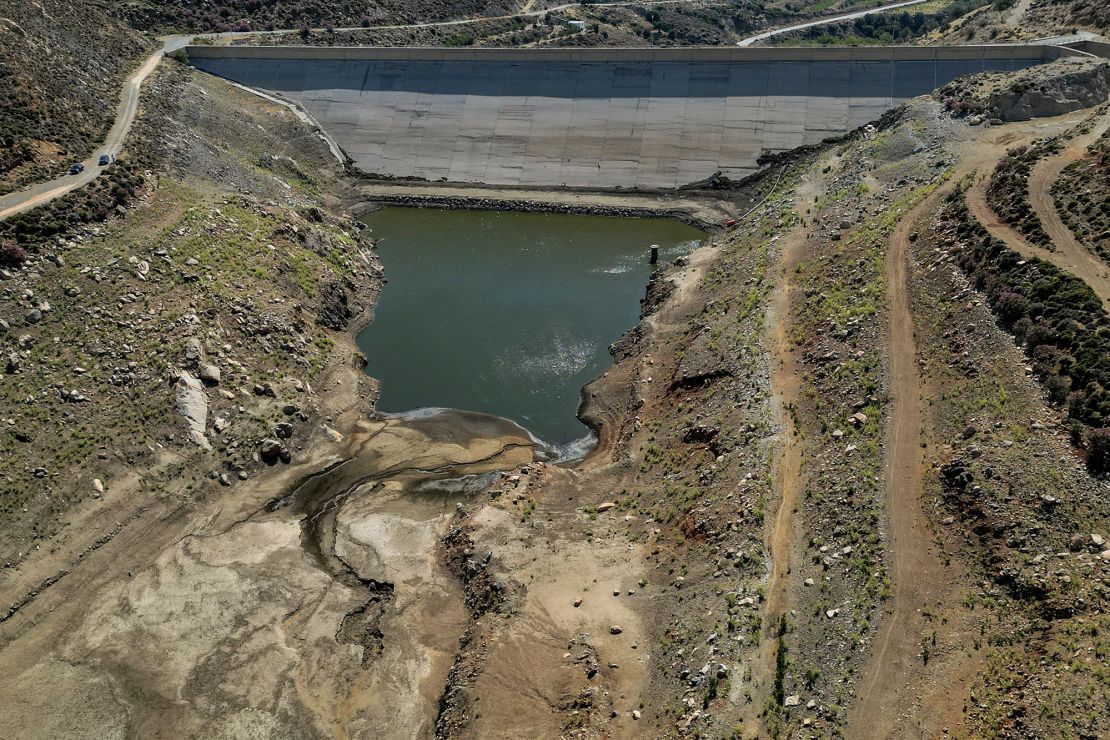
[356,208,705,444]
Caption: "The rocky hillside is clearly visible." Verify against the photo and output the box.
[1027,0,1109,35]
[0,0,152,195]
[110,0,516,32]
[0,59,379,572]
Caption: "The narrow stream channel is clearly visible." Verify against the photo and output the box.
[356,207,705,447]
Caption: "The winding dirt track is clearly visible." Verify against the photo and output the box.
[966,110,1110,312]
[850,190,947,736]
[750,223,806,731]
[1027,111,1110,301]
[0,46,167,221]
[849,110,1104,735]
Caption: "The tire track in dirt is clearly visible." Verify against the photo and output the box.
[745,167,827,732]
[1026,110,1110,304]
[849,113,1105,734]
[966,176,1110,312]
[849,187,976,737]
[965,109,1110,312]
[747,224,806,729]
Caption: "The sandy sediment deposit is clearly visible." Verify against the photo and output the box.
[0,410,536,738]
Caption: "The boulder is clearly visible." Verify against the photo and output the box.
[260,438,292,465]
[175,372,211,451]
[184,338,203,367]
[198,363,221,385]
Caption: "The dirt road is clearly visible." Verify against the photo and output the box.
[0,44,170,221]
[966,174,1110,313]
[964,109,1110,312]
[736,0,930,46]
[848,110,1096,736]
[849,188,957,736]
[1026,110,1110,299]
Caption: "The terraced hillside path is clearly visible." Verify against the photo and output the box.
[743,164,830,734]
[847,110,1110,737]
[843,188,950,736]
[966,109,1110,312]
[1027,110,1110,292]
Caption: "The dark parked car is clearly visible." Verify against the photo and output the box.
[98,154,111,166]
[69,163,84,175]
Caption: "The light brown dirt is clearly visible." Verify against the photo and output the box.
[849,186,977,737]
[965,109,1110,313]
[0,412,536,738]
[849,109,1097,736]
[1026,109,1110,307]
[741,160,831,733]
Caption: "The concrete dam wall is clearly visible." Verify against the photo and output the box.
[189,46,1064,188]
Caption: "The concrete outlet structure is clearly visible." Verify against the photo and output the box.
[189,45,1070,189]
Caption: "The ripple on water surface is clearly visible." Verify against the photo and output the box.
[357,208,705,444]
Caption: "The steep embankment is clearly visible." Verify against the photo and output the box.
[0,60,381,633]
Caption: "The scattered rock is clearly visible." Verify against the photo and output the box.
[198,363,221,385]
[597,502,616,512]
[260,438,291,465]
[609,625,622,635]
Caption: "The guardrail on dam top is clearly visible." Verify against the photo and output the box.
[188,45,1071,189]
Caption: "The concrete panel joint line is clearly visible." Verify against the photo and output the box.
[189,45,1054,189]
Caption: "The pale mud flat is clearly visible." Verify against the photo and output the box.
[0,411,535,739]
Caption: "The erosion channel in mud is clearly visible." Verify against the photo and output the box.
[357,207,706,449]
